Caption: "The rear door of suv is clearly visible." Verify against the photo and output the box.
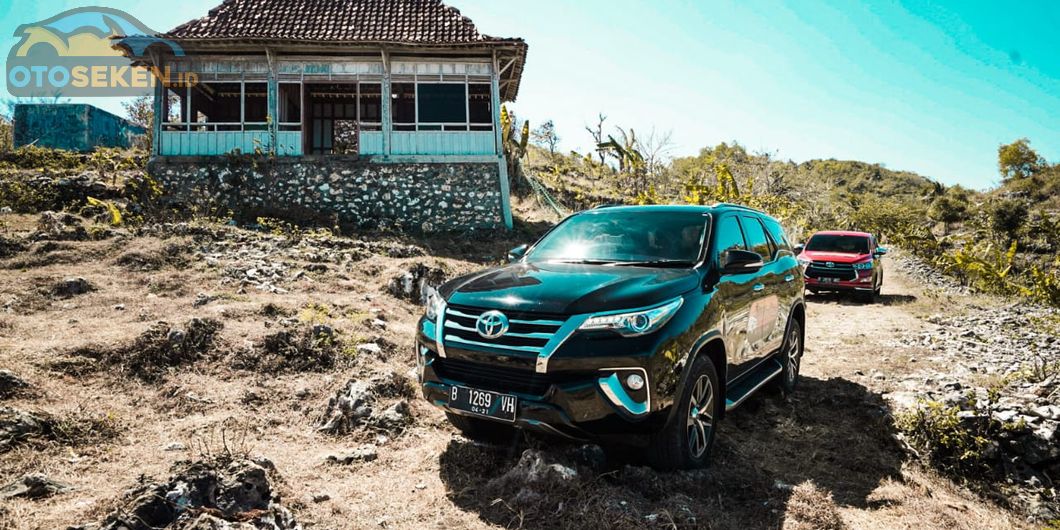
[738,215,782,363]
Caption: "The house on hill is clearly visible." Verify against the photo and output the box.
[116,0,527,230]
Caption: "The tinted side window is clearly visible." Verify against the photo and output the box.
[740,216,772,260]
[714,216,746,260]
[763,218,792,255]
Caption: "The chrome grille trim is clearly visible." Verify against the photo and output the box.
[443,320,554,340]
[443,334,543,353]
[446,308,564,326]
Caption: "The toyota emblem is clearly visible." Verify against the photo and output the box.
[476,310,509,339]
[826,262,835,268]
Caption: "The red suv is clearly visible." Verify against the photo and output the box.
[795,231,885,302]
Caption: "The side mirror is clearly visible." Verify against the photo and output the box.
[793,244,804,256]
[722,250,765,275]
[875,246,888,256]
[507,244,528,262]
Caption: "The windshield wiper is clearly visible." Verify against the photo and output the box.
[613,260,696,268]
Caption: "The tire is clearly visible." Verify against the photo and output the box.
[775,319,803,395]
[648,355,721,470]
[445,412,517,443]
[857,289,876,303]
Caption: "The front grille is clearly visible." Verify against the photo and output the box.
[805,261,857,280]
[442,305,567,354]
[433,357,590,395]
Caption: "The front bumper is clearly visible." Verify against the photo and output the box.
[415,319,664,443]
[804,270,875,291]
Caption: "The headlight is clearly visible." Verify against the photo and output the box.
[580,297,683,337]
[424,289,446,321]
[852,260,873,270]
[797,257,811,267]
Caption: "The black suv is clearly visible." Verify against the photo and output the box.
[415,204,805,469]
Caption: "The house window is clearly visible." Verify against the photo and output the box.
[390,80,493,132]
[359,83,382,130]
[468,83,492,131]
[185,82,241,131]
[279,83,301,131]
[243,82,268,131]
[391,83,416,131]
[418,83,466,131]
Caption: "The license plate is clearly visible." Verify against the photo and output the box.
[820,277,840,283]
[448,386,517,422]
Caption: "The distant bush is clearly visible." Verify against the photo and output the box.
[987,198,1029,243]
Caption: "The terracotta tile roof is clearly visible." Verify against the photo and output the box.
[163,0,518,45]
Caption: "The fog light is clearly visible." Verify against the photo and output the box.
[625,373,645,391]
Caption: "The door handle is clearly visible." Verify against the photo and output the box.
[753,283,765,292]
[784,274,795,282]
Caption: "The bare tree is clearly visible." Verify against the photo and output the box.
[585,113,607,164]
[531,120,560,155]
[636,128,675,185]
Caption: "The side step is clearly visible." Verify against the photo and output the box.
[724,358,783,412]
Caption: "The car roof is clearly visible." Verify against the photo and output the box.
[584,203,768,216]
[811,230,874,238]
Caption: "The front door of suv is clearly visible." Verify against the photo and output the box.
[713,215,761,380]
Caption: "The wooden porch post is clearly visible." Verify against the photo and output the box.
[381,49,392,158]
[152,76,163,156]
[492,50,513,230]
[266,48,279,154]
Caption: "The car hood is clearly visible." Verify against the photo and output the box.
[801,250,871,264]
[441,261,700,315]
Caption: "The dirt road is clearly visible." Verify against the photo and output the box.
[0,217,1028,529]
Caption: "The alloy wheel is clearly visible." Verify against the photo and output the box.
[787,327,801,385]
[686,374,715,459]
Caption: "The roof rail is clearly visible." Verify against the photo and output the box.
[711,202,763,213]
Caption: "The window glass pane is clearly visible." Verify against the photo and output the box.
[763,218,791,254]
[359,83,381,124]
[391,83,415,130]
[468,83,491,124]
[714,216,747,258]
[741,216,773,259]
[244,82,268,122]
[279,83,301,123]
[418,83,466,124]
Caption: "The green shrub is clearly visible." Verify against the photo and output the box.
[0,173,60,212]
[0,145,85,171]
[895,398,1001,477]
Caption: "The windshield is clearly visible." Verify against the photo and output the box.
[805,234,871,254]
[527,210,709,265]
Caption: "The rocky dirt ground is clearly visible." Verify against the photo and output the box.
[0,208,1053,529]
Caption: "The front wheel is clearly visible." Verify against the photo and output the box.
[648,356,721,470]
[775,319,803,395]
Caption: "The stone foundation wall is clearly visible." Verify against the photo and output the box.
[147,157,507,231]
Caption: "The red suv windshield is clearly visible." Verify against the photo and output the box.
[805,235,870,254]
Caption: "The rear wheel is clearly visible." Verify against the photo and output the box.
[445,412,516,443]
[775,320,803,395]
[648,355,721,470]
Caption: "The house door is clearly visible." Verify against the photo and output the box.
[305,84,360,155]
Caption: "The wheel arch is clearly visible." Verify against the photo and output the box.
[670,331,728,423]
